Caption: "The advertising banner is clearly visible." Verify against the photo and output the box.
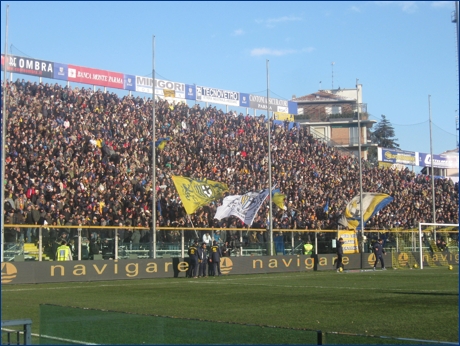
[67,64,124,89]
[418,153,458,169]
[274,112,294,121]
[1,54,54,79]
[53,62,68,81]
[378,147,417,166]
[239,93,250,108]
[185,84,196,100]
[124,74,136,91]
[135,76,185,98]
[288,101,297,115]
[378,147,459,169]
[249,95,290,113]
[338,230,359,254]
[196,86,240,106]
[2,252,457,284]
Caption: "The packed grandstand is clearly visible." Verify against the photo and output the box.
[2,79,458,251]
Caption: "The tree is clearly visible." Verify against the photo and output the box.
[368,115,399,162]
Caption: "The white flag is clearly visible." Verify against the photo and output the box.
[214,189,269,226]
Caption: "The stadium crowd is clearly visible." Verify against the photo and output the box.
[2,79,458,254]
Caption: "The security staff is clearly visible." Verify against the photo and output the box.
[188,240,199,278]
[303,241,313,255]
[55,240,72,261]
[197,242,208,278]
[209,240,222,276]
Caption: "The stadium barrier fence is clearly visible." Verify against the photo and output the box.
[1,319,32,345]
[2,225,458,262]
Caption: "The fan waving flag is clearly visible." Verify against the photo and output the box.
[340,193,393,230]
[214,189,269,226]
[155,137,172,150]
[171,176,228,215]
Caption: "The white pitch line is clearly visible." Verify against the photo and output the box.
[1,328,98,345]
[189,280,458,293]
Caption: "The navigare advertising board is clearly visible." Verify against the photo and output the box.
[1,54,54,79]
[378,147,417,166]
[196,86,240,106]
[67,64,124,89]
[135,76,185,98]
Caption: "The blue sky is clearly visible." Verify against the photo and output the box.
[1,1,458,157]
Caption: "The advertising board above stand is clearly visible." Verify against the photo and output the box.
[1,53,297,115]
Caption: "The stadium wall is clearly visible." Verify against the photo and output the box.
[2,252,458,284]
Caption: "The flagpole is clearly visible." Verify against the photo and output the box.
[1,4,10,263]
[267,60,273,256]
[151,35,157,259]
[187,215,199,244]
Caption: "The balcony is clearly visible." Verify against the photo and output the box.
[295,112,369,123]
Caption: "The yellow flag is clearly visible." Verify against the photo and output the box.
[163,89,175,98]
[171,176,228,215]
[272,192,286,210]
[274,112,294,121]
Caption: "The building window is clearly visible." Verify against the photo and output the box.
[311,126,326,140]
[350,126,359,146]
[325,105,342,115]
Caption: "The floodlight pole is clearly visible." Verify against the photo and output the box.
[267,60,273,256]
[428,95,436,240]
[357,79,364,254]
[1,4,10,263]
[151,35,157,259]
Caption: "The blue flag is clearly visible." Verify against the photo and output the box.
[323,198,329,214]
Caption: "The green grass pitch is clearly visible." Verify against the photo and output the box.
[1,267,458,344]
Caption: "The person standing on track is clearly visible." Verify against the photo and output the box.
[336,237,344,272]
[373,238,387,270]
[197,242,208,278]
[188,240,199,278]
[209,240,222,276]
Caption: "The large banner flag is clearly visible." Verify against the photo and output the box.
[171,176,228,215]
[214,189,270,226]
[340,193,393,230]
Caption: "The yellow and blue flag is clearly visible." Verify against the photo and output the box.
[171,176,228,215]
[272,188,286,210]
[340,193,393,230]
[155,137,172,150]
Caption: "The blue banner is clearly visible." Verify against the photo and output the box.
[240,93,250,108]
[185,84,196,100]
[288,101,297,115]
[53,62,68,81]
[124,74,136,91]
